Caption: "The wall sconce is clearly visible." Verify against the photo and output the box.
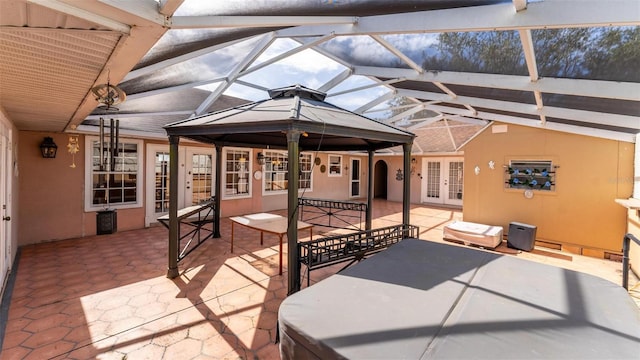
[411,157,417,175]
[40,137,57,158]
[474,166,480,175]
[396,169,404,181]
[256,152,265,165]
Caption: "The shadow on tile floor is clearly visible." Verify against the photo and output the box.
[0,200,636,359]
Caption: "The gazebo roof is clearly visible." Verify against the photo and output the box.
[164,85,415,151]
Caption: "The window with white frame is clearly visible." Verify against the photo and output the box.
[263,150,312,193]
[85,136,143,210]
[328,155,342,176]
[224,148,251,198]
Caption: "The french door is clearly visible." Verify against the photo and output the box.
[145,145,215,226]
[421,157,464,206]
[0,128,12,296]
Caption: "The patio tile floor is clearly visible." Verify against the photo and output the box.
[1,200,637,359]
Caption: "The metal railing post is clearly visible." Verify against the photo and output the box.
[622,233,639,290]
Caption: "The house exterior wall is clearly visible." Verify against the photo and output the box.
[383,156,422,204]
[248,152,366,214]
[17,133,368,245]
[462,123,634,254]
[18,131,145,245]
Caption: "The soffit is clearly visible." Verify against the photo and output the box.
[0,28,121,131]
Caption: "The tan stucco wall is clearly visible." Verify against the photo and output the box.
[17,136,373,243]
[463,123,634,253]
[18,131,144,245]
[383,156,422,204]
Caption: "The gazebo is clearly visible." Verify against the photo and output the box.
[164,84,416,294]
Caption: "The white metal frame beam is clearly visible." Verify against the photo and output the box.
[240,33,335,77]
[171,15,357,29]
[98,0,168,26]
[124,37,252,82]
[354,66,640,101]
[370,34,423,73]
[318,69,352,93]
[353,92,395,114]
[158,0,184,16]
[27,0,131,33]
[193,34,275,116]
[397,89,640,130]
[276,0,640,37]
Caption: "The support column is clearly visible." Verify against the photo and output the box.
[214,146,222,238]
[167,135,180,279]
[402,142,412,228]
[366,149,374,230]
[287,130,302,295]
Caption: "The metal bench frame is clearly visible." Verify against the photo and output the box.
[298,224,419,286]
[298,197,367,231]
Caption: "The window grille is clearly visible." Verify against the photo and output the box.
[263,150,312,193]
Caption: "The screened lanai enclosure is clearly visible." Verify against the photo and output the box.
[47,0,637,144]
[1,0,638,288]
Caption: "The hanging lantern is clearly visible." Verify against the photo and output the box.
[40,137,57,158]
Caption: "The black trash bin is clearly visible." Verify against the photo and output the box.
[97,209,117,235]
[507,222,536,251]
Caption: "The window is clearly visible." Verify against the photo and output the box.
[224,148,251,198]
[85,136,143,210]
[263,150,312,194]
[505,160,556,191]
[328,155,342,176]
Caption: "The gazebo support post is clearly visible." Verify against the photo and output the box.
[167,135,180,279]
[287,130,302,295]
[402,142,412,230]
[214,146,222,238]
[366,149,374,231]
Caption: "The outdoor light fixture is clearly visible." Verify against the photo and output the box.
[257,152,265,165]
[40,137,58,158]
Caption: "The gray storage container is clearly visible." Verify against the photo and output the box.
[507,222,536,251]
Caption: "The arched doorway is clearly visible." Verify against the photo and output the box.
[374,160,388,199]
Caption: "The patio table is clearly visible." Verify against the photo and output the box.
[230,213,313,275]
[278,239,640,359]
